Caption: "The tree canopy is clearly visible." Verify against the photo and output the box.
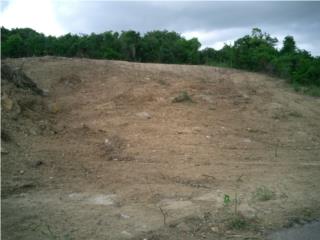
[1,27,319,94]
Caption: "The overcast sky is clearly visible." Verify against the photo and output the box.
[1,0,320,56]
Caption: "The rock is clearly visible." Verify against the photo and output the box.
[136,111,151,119]
[2,95,14,111]
[104,138,110,145]
[29,126,40,136]
[42,89,50,96]
[211,226,219,233]
[121,230,132,237]
[242,94,250,99]
[238,203,256,219]
[1,93,21,117]
[192,127,201,133]
[48,102,60,113]
[176,222,190,232]
[120,213,130,219]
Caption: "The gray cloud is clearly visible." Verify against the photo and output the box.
[51,1,320,56]
[3,1,320,55]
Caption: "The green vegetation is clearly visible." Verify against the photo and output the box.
[252,186,275,201]
[1,27,319,95]
[224,194,231,205]
[172,91,193,103]
[228,214,249,230]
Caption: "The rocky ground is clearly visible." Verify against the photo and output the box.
[1,57,320,240]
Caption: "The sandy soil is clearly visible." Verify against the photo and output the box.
[2,57,320,240]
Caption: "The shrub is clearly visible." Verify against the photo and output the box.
[172,91,193,103]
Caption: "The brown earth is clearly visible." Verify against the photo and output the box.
[1,56,320,240]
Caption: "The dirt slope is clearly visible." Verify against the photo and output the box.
[2,57,320,240]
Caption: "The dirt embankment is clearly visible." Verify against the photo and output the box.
[1,57,320,240]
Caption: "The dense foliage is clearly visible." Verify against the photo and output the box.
[1,27,319,94]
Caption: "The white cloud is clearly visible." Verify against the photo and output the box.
[1,0,66,36]
[182,28,249,50]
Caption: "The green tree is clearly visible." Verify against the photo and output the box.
[281,36,296,54]
[119,30,141,61]
[2,33,26,57]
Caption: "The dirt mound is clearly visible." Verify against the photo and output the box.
[1,57,320,240]
[58,73,82,88]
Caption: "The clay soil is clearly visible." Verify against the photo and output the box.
[1,57,320,240]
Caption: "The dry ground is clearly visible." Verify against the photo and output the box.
[1,57,320,240]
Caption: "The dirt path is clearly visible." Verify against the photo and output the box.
[2,57,320,239]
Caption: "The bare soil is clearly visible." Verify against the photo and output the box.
[1,57,320,240]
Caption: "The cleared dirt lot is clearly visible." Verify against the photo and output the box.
[2,57,320,239]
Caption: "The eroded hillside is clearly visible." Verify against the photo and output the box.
[2,57,320,240]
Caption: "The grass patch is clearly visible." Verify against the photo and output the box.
[288,111,303,118]
[252,186,275,201]
[292,83,320,97]
[303,85,320,97]
[228,214,249,230]
[172,91,193,103]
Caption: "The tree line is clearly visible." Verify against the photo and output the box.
[1,27,319,95]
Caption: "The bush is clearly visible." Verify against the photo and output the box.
[252,186,274,201]
[172,91,193,103]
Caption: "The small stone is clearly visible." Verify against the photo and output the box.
[136,112,151,119]
[242,94,250,99]
[19,170,24,175]
[29,127,40,136]
[211,227,219,233]
[192,127,201,133]
[2,96,13,111]
[104,138,110,145]
[238,203,256,219]
[120,213,130,219]
[43,89,49,96]
[48,102,60,114]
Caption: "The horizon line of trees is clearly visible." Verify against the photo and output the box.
[1,27,320,93]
